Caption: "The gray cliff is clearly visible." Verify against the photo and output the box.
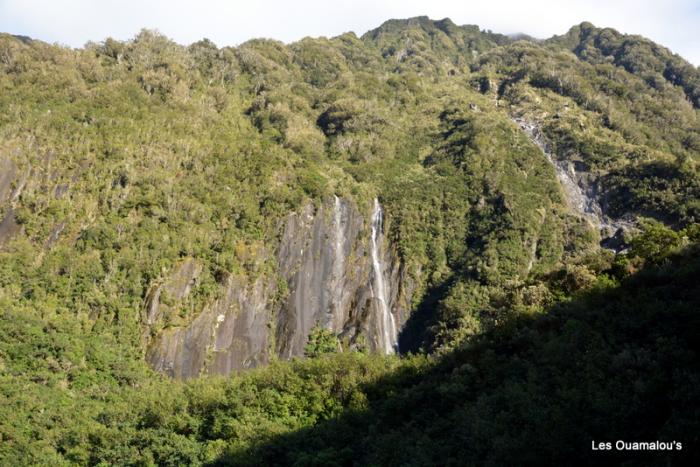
[145,196,416,378]
[146,269,273,379]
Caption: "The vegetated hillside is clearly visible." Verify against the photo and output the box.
[0,16,698,465]
[226,242,700,467]
[3,227,698,465]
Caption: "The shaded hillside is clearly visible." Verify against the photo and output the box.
[220,244,700,467]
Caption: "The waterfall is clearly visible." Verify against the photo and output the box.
[512,117,624,236]
[370,198,397,354]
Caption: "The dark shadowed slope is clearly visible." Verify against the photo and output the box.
[216,246,700,466]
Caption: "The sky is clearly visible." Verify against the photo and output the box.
[0,0,698,65]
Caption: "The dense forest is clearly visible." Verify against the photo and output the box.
[0,16,698,465]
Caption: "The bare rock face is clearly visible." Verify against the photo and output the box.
[275,197,416,356]
[146,269,273,379]
[144,258,203,326]
[145,196,415,378]
[276,199,354,357]
[275,196,411,356]
[0,157,17,203]
[513,117,634,248]
[0,157,16,243]
[0,157,22,247]
[0,207,21,247]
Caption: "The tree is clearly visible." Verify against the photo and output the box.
[304,326,339,358]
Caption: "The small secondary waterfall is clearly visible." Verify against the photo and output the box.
[513,117,624,236]
[370,198,397,354]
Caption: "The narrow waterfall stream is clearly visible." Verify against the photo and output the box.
[513,117,625,237]
[370,198,397,354]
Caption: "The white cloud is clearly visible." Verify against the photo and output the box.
[0,0,698,64]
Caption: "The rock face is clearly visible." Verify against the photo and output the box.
[143,258,203,326]
[146,269,273,379]
[0,157,17,203]
[1,153,71,248]
[513,118,633,246]
[276,196,411,357]
[0,157,22,247]
[145,196,415,378]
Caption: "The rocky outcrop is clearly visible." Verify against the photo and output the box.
[275,196,411,357]
[513,118,633,247]
[0,207,21,247]
[275,197,360,358]
[143,258,203,326]
[0,157,22,246]
[0,157,17,203]
[145,196,416,378]
[146,268,273,379]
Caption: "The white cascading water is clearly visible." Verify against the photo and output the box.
[513,117,623,234]
[370,198,397,354]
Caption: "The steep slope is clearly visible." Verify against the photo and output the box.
[0,16,698,464]
[144,196,415,378]
[226,244,700,467]
[0,9,697,425]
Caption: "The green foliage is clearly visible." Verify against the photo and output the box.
[229,245,700,466]
[304,326,339,358]
[551,22,700,108]
[629,219,685,263]
[602,159,700,225]
[0,16,698,465]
